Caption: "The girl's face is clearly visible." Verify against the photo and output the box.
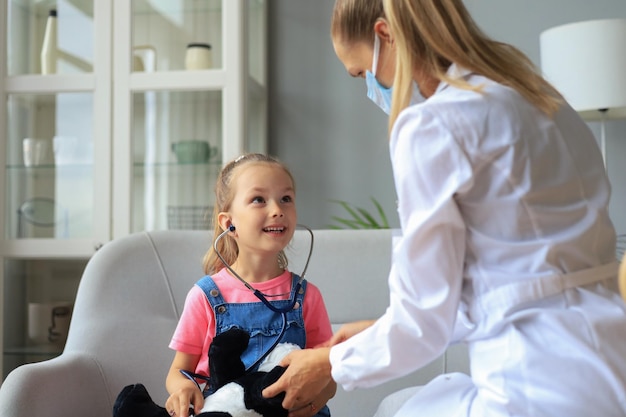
[224,163,297,258]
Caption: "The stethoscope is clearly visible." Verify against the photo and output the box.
[181,224,315,392]
[214,223,314,313]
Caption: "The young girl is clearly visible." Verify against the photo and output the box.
[165,153,335,417]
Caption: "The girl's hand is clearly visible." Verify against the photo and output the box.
[321,320,376,347]
[165,384,204,417]
[165,352,203,417]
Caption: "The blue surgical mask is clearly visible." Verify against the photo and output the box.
[366,35,393,114]
[366,35,425,114]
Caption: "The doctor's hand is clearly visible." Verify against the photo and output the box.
[284,377,337,417]
[321,320,376,347]
[262,347,333,414]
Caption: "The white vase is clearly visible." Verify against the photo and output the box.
[41,9,58,75]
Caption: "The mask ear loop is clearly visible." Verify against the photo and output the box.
[372,34,381,77]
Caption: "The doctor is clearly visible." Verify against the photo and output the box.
[264,0,626,416]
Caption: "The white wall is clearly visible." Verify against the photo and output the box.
[268,0,626,237]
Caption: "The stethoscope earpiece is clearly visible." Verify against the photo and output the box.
[228,224,236,232]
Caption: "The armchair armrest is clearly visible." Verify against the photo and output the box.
[0,353,112,417]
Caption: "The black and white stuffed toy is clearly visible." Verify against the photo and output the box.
[113,328,299,417]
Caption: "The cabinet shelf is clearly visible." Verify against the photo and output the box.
[4,71,266,95]
[4,71,253,94]
[129,70,227,91]
[133,161,221,168]
[133,162,221,177]
[128,73,265,95]
[0,239,100,258]
[5,74,96,93]
[131,2,222,16]
[6,164,93,171]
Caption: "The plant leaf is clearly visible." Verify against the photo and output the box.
[356,207,379,228]
[328,198,391,229]
[371,197,390,228]
[330,216,362,229]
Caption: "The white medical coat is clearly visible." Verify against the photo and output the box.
[329,66,626,416]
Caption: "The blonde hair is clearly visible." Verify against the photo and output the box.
[331,0,563,131]
[202,153,295,275]
[383,0,562,129]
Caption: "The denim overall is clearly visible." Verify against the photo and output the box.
[198,273,331,417]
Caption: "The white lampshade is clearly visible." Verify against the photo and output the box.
[540,18,626,121]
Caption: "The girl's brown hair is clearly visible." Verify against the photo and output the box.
[202,153,295,275]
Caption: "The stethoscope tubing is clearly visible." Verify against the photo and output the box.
[213,224,315,371]
[181,226,315,390]
[213,224,314,314]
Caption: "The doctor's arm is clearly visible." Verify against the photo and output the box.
[322,320,377,347]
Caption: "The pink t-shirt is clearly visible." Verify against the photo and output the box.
[169,268,332,377]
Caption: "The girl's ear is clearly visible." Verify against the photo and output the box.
[217,212,232,232]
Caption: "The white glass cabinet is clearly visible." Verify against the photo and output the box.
[0,0,267,379]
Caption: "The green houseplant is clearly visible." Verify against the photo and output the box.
[328,197,390,229]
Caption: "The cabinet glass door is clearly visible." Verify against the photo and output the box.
[112,0,266,237]
[3,0,110,249]
[122,0,225,233]
[7,0,95,76]
[131,0,222,72]
[4,93,94,239]
[2,258,85,379]
[131,90,221,232]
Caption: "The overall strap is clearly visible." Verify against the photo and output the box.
[196,275,226,309]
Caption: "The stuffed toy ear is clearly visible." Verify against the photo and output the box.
[113,383,170,417]
[209,328,250,390]
[241,366,289,417]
